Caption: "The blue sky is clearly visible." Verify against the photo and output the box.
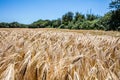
[0,0,111,24]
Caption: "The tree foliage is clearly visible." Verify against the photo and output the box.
[62,12,74,25]
[108,0,120,30]
[0,0,120,31]
[109,0,120,10]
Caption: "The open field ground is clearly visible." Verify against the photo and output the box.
[0,28,120,80]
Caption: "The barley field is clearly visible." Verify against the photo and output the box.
[0,28,120,80]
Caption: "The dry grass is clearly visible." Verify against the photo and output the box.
[0,28,120,80]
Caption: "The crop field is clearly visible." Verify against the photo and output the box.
[0,28,120,80]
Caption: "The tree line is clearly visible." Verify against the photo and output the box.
[0,0,120,31]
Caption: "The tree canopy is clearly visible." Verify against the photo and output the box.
[109,0,120,10]
[0,0,120,31]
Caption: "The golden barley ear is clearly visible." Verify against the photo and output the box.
[0,29,120,80]
[0,64,15,80]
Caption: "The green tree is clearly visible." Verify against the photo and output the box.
[86,14,99,21]
[98,12,112,30]
[0,22,9,28]
[109,0,120,10]
[51,19,61,28]
[80,21,92,29]
[31,19,51,28]
[109,10,120,30]
[62,12,74,25]
[9,22,21,28]
[74,12,85,22]
[109,0,120,30]
[59,24,65,29]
